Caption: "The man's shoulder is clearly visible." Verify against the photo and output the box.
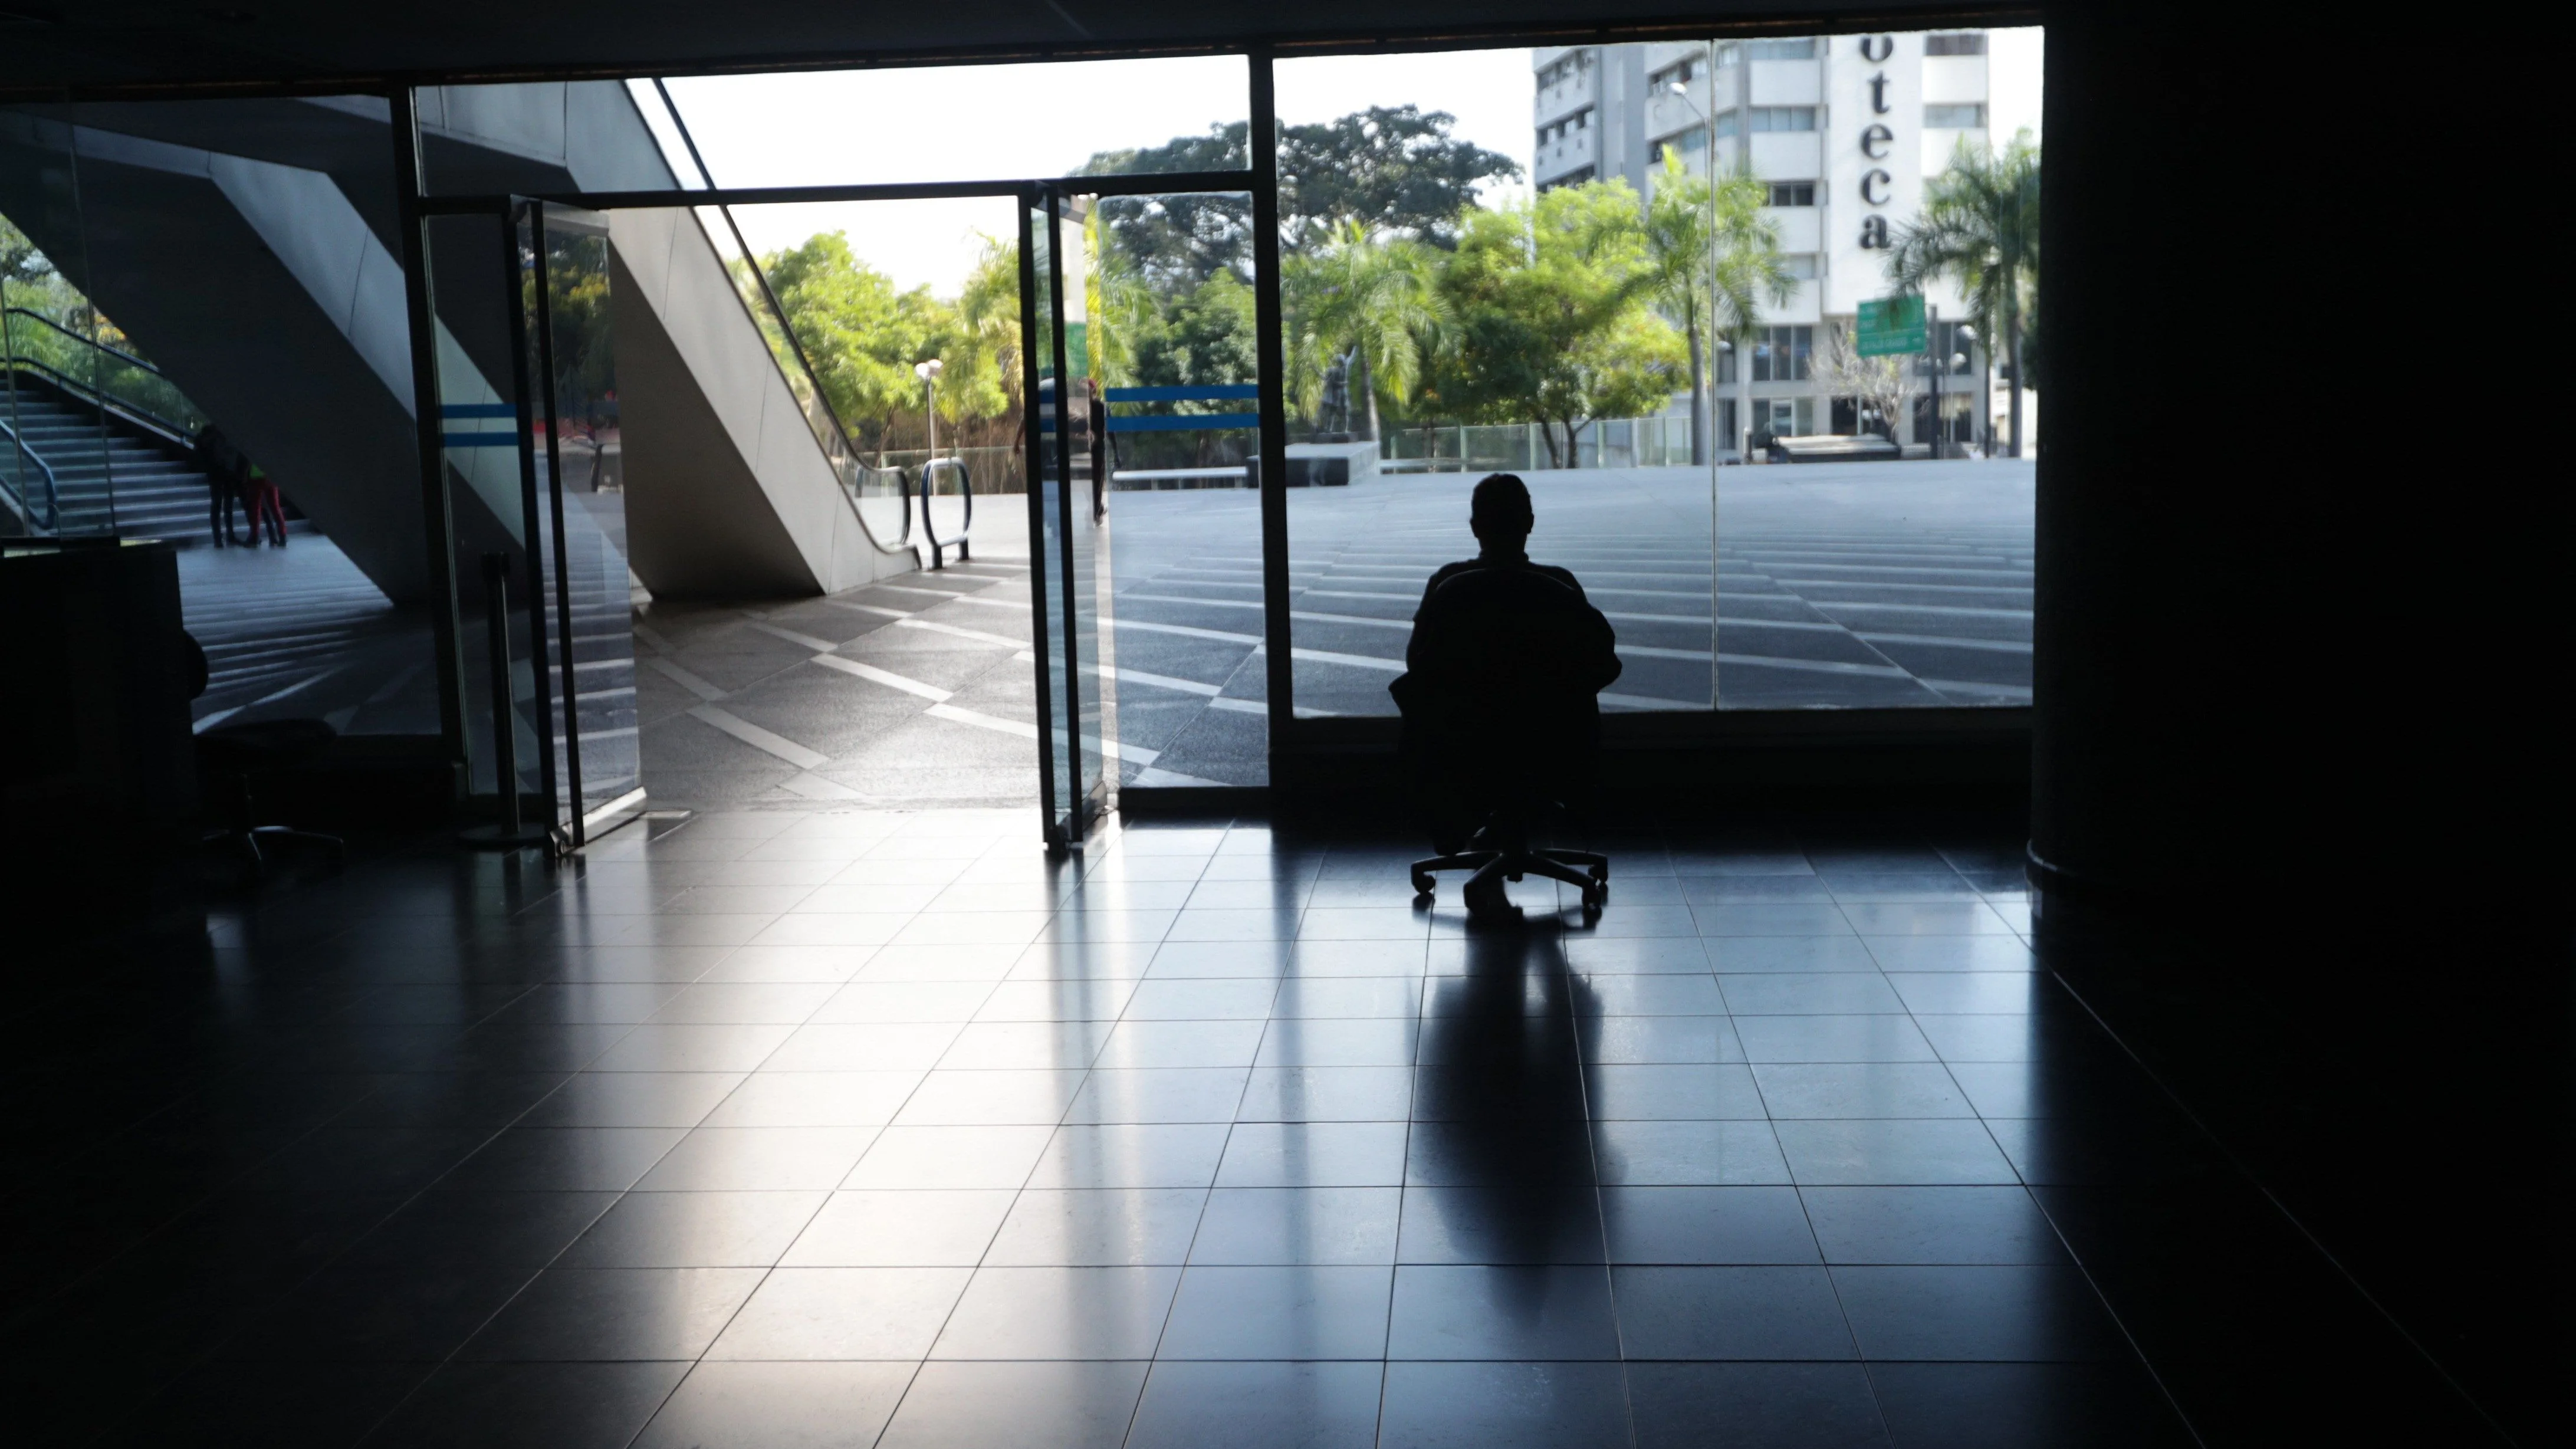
[1421,559,1484,595]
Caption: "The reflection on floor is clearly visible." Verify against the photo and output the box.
[178,533,436,736]
[7,811,2487,1446]
[1103,460,2033,786]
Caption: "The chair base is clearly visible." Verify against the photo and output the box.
[203,824,347,878]
[1412,845,1608,915]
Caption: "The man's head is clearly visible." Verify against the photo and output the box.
[1470,473,1533,551]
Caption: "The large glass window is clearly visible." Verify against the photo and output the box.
[3,95,436,736]
[653,58,1249,191]
[1271,27,2040,717]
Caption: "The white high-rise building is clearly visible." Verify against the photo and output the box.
[1533,32,1996,453]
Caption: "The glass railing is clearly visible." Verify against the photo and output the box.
[3,307,205,442]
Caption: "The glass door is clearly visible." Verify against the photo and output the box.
[518,201,645,844]
[1024,190,1114,847]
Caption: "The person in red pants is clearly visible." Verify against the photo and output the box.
[243,464,287,546]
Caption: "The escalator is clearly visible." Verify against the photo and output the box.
[0,86,925,607]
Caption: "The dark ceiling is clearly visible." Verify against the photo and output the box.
[0,1,2032,96]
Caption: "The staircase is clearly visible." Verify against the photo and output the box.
[2,383,310,544]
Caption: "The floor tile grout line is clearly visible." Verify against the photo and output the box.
[2027,958,2502,1445]
[1742,878,1904,1446]
[1113,819,1268,1449]
[841,822,1206,1447]
[620,819,1076,1449]
[1551,917,1647,1449]
[1834,865,2212,1448]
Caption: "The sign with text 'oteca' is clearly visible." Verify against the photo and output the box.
[1857,295,1926,357]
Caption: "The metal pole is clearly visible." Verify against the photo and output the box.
[388,87,473,797]
[461,550,552,849]
[1927,304,1941,460]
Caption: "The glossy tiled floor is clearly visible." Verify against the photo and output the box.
[9,810,2488,1446]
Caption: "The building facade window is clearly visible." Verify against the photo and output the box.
[1747,107,1817,133]
[1924,103,1988,129]
[1540,165,1596,190]
[1650,129,1708,163]
[1778,253,1819,280]
[1650,59,1697,90]
[1766,180,1816,206]
[1537,108,1595,145]
[1753,324,1814,382]
[1536,51,1593,88]
[1924,32,1988,55]
[1746,38,1817,60]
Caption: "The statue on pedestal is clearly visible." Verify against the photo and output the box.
[1315,347,1355,443]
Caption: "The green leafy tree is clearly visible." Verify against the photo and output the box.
[1126,271,1259,465]
[1080,106,1520,284]
[1277,107,1522,252]
[1422,181,1684,466]
[1642,153,1795,463]
[951,232,1023,430]
[1280,221,1447,436]
[1887,130,2041,456]
[763,231,958,457]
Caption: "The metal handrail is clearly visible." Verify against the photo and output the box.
[643,81,915,560]
[0,412,61,530]
[852,458,915,546]
[918,456,972,569]
[2,354,196,449]
[4,307,165,379]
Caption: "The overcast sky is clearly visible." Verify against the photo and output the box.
[663,28,2040,295]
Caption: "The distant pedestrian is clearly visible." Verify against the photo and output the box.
[196,425,246,545]
[1086,378,1112,524]
[243,464,287,547]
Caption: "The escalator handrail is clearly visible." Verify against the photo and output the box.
[3,307,168,379]
[645,80,912,559]
[0,412,62,530]
[2,354,197,449]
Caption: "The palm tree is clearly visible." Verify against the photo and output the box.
[1280,220,1447,440]
[1888,130,2040,458]
[1644,152,1796,465]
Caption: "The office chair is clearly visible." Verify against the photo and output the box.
[1395,563,1616,916]
[198,719,349,874]
[180,637,346,875]
[1411,811,1609,915]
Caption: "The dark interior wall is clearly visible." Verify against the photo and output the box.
[2034,6,2568,1439]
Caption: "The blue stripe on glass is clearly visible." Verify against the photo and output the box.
[1105,385,1260,402]
[440,403,519,419]
[441,433,521,448]
[1108,413,1260,433]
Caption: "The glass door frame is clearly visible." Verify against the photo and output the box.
[391,47,2020,844]
[408,156,1267,849]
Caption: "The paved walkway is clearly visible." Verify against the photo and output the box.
[1102,462,2034,787]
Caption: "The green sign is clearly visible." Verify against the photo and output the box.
[1856,295,1926,357]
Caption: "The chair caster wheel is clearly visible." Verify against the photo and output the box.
[1582,882,1608,914]
[1590,864,1609,885]
[1411,871,1435,896]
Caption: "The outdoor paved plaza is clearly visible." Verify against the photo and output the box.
[622,461,2035,804]
[1105,461,2035,787]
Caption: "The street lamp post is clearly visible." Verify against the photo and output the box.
[1665,67,1723,469]
[915,357,944,460]
[1954,323,1977,459]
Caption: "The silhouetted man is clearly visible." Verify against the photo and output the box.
[1391,474,1621,910]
